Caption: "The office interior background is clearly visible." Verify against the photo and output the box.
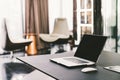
[0,0,120,54]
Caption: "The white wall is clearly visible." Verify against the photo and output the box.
[48,0,73,33]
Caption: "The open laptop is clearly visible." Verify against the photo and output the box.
[50,34,107,67]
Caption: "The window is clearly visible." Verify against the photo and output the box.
[102,0,117,52]
[75,0,93,44]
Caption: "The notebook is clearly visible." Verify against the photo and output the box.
[50,34,107,67]
[104,66,120,73]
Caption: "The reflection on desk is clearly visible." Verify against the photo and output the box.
[0,58,34,80]
[23,70,56,80]
[17,51,120,80]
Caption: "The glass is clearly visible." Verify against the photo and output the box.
[118,0,120,52]
[80,0,85,9]
[87,0,91,9]
[81,26,92,37]
[80,12,85,23]
[87,11,92,24]
[102,0,117,52]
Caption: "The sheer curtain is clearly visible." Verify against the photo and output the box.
[102,0,117,52]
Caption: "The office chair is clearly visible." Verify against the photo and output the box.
[3,19,32,59]
[40,18,71,53]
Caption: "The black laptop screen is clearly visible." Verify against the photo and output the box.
[74,34,107,62]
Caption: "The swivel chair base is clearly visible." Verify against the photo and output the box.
[56,44,66,53]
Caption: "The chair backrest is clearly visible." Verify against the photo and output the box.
[96,50,120,67]
[52,18,69,35]
[5,18,24,42]
[3,19,32,51]
[0,19,7,53]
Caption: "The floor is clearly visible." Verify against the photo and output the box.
[0,44,77,80]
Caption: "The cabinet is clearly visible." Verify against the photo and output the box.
[79,0,93,37]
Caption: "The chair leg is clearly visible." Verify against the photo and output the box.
[56,44,66,53]
[10,51,14,59]
[10,51,18,62]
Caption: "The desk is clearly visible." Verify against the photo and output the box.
[17,51,120,80]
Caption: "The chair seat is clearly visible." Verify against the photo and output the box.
[10,39,32,43]
[4,40,32,51]
[40,33,69,42]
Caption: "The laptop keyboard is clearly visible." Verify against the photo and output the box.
[63,58,88,64]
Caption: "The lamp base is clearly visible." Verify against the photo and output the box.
[26,34,37,55]
[56,44,66,53]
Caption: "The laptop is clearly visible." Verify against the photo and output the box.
[50,34,107,67]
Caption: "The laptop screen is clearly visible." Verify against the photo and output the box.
[74,34,107,62]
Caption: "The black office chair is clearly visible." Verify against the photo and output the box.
[3,19,32,59]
